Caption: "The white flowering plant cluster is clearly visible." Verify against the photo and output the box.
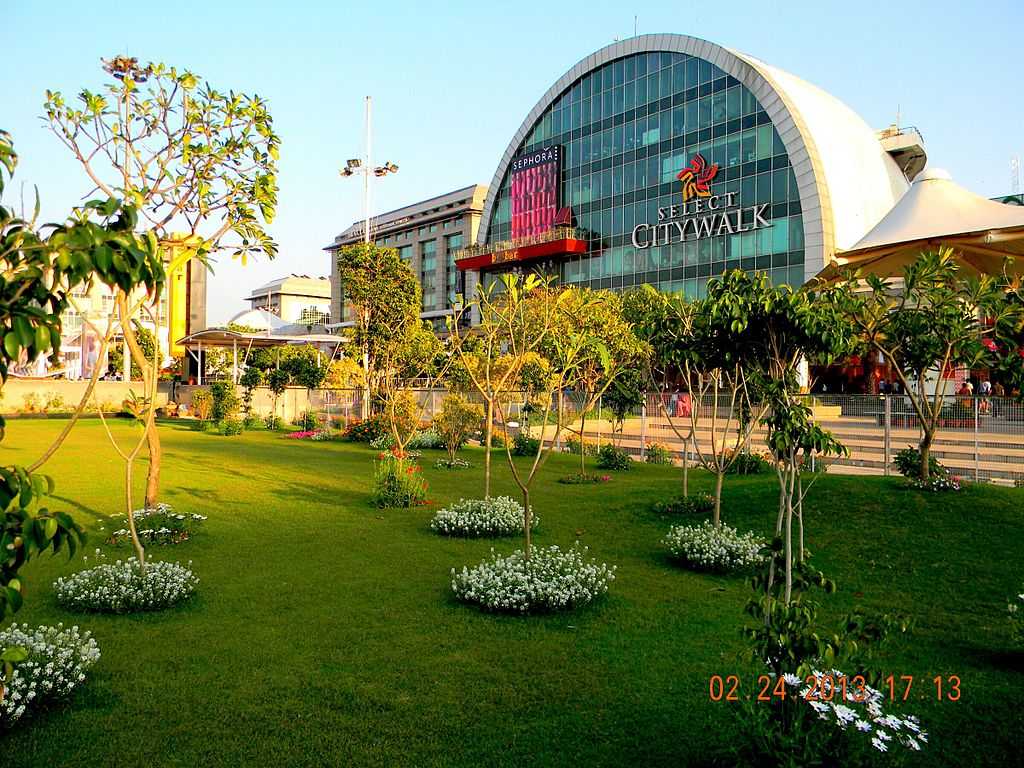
[1010,589,1024,646]
[104,504,207,546]
[369,428,443,451]
[54,552,198,613]
[0,623,100,726]
[663,520,765,572]
[797,670,928,756]
[451,544,616,613]
[430,497,532,537]
[736,669,928,765]
[434,457,471,470]
[905,474,962,492]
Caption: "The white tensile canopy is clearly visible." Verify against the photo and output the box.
[816,168,1024,281]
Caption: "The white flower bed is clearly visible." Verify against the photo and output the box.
[451,544,616,613]
[54,557,198,613]
[0,623,100,726]
[430,497,533,537]
[663,520,764,572]
[791,669,929,755]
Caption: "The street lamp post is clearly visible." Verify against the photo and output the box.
[339,95,399,418]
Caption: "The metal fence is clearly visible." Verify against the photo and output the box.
[304,389,1024,486]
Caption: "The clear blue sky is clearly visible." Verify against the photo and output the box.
[6,0,1022,323]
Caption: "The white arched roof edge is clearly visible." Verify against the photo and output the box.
[476,34,838,276]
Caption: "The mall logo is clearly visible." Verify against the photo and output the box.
[677,153,718,201]
[630,154,772,250]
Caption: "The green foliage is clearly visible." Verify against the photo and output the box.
[603,367,645,429]
[341,415,389,443]
[0,131,163,392]
[190,390,212,421]
[596,444,631,471]
[266,367,290,396]
[1,466,85,620]
[109,322,158,380]
[264,414,282,431]
[725,451,772,475]
[644,442,673,465]
[218,418,244,436]
[239,366,263,417]
[44,58,280,263]
[893,447,946,479]
[556,473,610,484]
[433,395,484,463]
[370,452,427,508]
[209,381,240,423]
[564,436,599,457]
[653,492,714,516]
[297,410,320,432]
[282,345,330,392]
[511,431,540,456]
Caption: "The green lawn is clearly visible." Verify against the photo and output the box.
[2,420,1022,767]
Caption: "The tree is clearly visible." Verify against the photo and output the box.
[266,367,290,423]
[622,286,698,495]
[45,55,280,509]
[824,249,1022,479]
[282,344,330,395]
[335,243,420,417]
[2,129,160,620]
[238,365,263,419]
[711,270,853,603]
[449,274,556,502]
[434,394,484,464]
[546,288,647,475]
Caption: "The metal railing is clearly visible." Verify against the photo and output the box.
[452,226,588,261]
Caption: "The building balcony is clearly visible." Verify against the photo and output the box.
[453,227,589,271]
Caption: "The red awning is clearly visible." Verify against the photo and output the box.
[455,237,588,271]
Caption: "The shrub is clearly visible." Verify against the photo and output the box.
[511,431,541,456]
[191,390,212,421]
[370,450,427,508]
[21,392,41,413]
[434,395,483,462]
[219,417,244,436]
[725,450,772,475]
[243,414,263,430]
[663,520,765,572]
[297,409,320,431]
[341,415,389,443]
[264,414,282,431]
[44,391,65,412]
[209,381,239,423]
[1010,589,1024,646]
[0,623,101,727]
[451,544,616,613]
[645,442,673,465]
[407,428,444,450]
[54,556,198,613]
[564,436,599,456]
[596,444,631,471]
[557,473,611,484]
[893,447,946,479]
[104,504,206,546]
[430,497,530,537]
[369,432,396,450]
[734,668,929,765]
[284,429,332,441]
[653,492,714,516]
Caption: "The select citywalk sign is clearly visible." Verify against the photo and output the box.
[630,154,772,250]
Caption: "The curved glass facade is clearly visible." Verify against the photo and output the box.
[483,50,806,297]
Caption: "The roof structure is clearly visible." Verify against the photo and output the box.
[816,168,1024,280]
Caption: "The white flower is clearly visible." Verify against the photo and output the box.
[782,673,802,686]
[662,521,765,572]
[54,559,198,613]
[431,497,534,537]
[855,719,871,732]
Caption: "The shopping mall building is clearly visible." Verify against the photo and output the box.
[329,33,932,321]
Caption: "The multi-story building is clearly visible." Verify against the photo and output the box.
[326,184,488,329]
[59,258,206,379]
[456,34,926,297]
[246,274,332,326]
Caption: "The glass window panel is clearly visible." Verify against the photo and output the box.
[772,216,790,253]
[789,217,805,251]
[711,92,728,123]
[726,86,741,120]
[756,124,773,160]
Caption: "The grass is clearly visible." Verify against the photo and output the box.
[2,419,1023,767]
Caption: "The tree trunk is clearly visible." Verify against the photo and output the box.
[522,487,532,560]
[124,459,147,573]
[681,433,690,497]
[579,409,587,475]
[712,468,724,526]
[144,427,161,508]
[919,430,934,480]
[484,399,493,499]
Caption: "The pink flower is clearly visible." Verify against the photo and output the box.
[982,338,998,352]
